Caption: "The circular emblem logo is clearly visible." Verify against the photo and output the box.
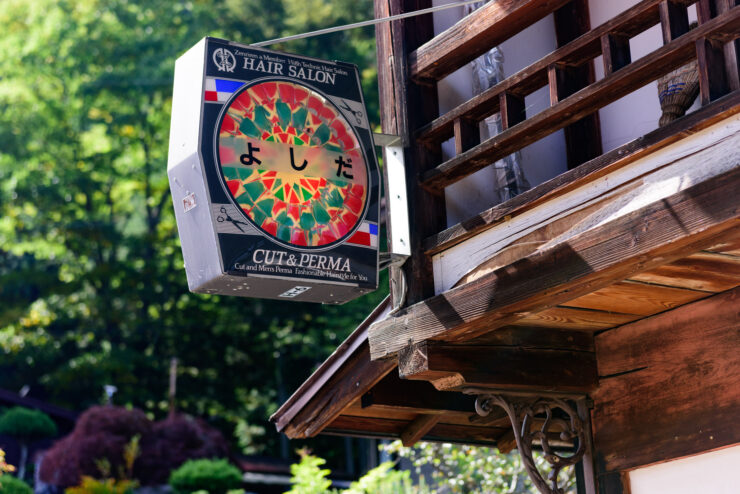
[212,48,236,72]
[216,80,369,249]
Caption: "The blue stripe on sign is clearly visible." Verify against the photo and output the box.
[215,79,244,93]
[369,223,378,235]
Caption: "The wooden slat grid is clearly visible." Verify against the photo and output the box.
[418,0,740,194]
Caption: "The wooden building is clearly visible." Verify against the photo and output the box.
[272,1,740,492]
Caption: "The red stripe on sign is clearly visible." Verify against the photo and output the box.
[348,231,370,246]
[204,91,218,101]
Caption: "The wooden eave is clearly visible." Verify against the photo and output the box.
[270,297,394,438]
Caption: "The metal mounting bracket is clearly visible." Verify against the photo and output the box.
[373,133,410,312]
[474,394,593,494]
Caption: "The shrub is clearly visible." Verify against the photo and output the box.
[64,476,137,494]
[39,406,150,488]
[40,408,230,488]
[168,459,242,494]
[0,407,57,440]
[136,415,230,485]
[286,452,332,494]
[0,407,57,480]
[0,474,33,494]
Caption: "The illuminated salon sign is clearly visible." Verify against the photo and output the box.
[167,38,380,303]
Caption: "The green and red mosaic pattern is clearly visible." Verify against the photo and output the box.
[217,80,368,247]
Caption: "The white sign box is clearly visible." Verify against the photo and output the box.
[167,38,380,303]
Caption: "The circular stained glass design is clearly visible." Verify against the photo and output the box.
[216,80,369,248]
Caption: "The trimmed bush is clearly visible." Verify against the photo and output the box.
[0,407,57,440]
[0,407,57,480]
[0,474,33,494]
[168,459,242,494]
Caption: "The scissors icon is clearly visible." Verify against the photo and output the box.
[217,206,250,233]
[339,100,363,125]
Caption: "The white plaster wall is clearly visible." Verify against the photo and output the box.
[629,445,740,494]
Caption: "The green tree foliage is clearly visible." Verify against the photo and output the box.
[0,0,384,459]
[168,459,242,494]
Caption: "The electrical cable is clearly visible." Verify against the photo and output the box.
[252,0,484,47]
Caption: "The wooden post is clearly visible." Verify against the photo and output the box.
[696,36,730,104]
[658,0,690,44]
[601,33,632,75]
[697,0,740,91]
[453,117,479,154]
[499,92,526,130]
[553,0,603,169]
[379,0,445,305]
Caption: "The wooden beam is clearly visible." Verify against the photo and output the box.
[361,371,477,414]
[423,92,740,254]
[496,429,517,454]
[368,167,740,360]
[322,415,507,445]
[592,287,740,472]
[409,0,571,82]
[401,414,441,446]
[397,340,598,393]
[421,8,740,192]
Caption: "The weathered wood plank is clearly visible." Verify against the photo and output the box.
[417,0,666,144]
[409,0,571,82]
[398,340,598,393]
[466,325,595,352]
[562,280,711,316]
[629,251,740,291]
[511,306,641,331]
[423,92,740,254]
[368,168,740,360]
[421,9,740,192]
[592,288,740,472]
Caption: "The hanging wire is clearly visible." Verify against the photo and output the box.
[252,0,483,47]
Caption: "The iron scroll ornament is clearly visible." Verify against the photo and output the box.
[474,395,587,494]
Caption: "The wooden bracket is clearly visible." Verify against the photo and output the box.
[474,394,594,494]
